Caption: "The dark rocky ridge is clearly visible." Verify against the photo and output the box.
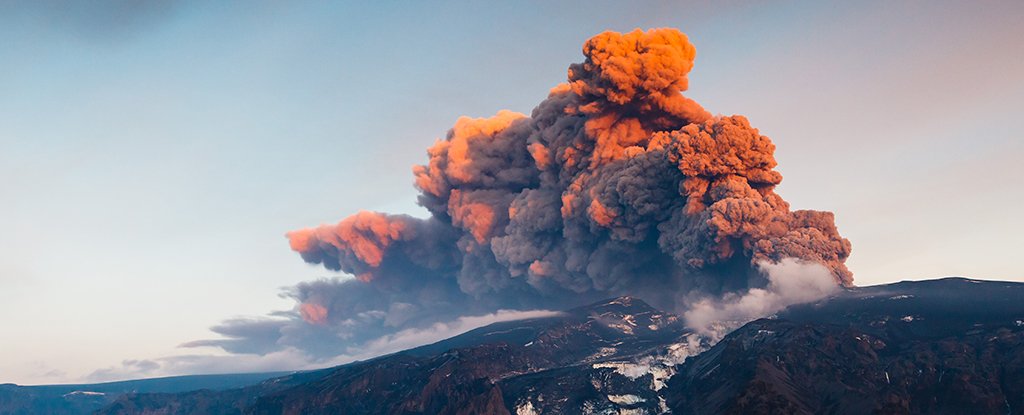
[97,297,697,414]
[7,277,1023,415]
[667,277,1024,414]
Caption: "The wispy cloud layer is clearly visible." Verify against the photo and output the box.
[87,309,560,382]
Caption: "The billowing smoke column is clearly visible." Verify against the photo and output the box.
[285,28,851,347]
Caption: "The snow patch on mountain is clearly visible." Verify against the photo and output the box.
[593,335,709,391]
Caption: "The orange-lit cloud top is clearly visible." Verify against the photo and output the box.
[286,28,852,336]
[299,302,329,325]
[286,211,420,279]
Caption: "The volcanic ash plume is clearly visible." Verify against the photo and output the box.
[280,28,852,352]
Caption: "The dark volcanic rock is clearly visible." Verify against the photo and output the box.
[246,296,694,415]
[667,278,1024,415]
[87,278,1024,415]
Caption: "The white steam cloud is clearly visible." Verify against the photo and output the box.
[683,258,840,341]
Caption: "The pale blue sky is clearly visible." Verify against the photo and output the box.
[1,1,1022,384]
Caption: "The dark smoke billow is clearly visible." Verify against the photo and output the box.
[206,28,853,358]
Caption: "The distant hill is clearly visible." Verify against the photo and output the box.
[0,372,291,415]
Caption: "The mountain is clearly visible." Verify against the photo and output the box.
[99,297,706,414]
[0,372,289,415]
[667,277,1024,414]
[95,369,331,415]
[97,278,1024,414]
[246,297,706,415]
[10,277,1024,414]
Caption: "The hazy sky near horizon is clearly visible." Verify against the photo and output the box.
[1,1,1022,384]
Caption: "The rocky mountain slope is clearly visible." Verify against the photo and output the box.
[200,279,1024,414]
[100,297,705,414]
[667,278,1024,414]
[9,277,1023,414]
